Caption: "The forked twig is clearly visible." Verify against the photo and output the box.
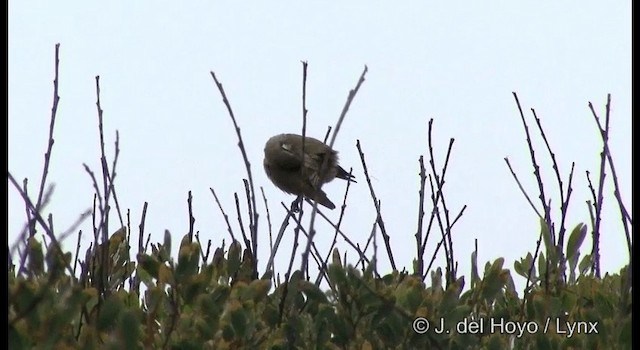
[588,94,631,258]
[356,140,396,271]
[302,65,368,273]
[210,71,260,273]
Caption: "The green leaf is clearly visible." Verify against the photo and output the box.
[481,258,506,302]
[137,254,160,279]
[440,278,463,313]
[211,285,230,304]
[247,278,271,301]
[531,293,545,320]
[98,294,124,331]
[430,267,443,290]
[119,310,141,350]
[470,249,479,288]
[230,307,248,338]
[579,254,593,276]
[27,237,44,275]
[227,241,242,276]
[211,247,225,271]
[298,280,327,304]
[163,229,172,256]
[539,219,556,262]
[489,258,504,273]
[566,223,587,264]
[396,278,422,312]
[446,305,472,326]
[176,238,200,281]
[329,314,351,345]
[183,272,208,302]
[262,303,280,327]
[538,252,546,279]
[331,248,342,267]
[222,324,235,341]
[481,277,503,303]
[327,264,347,288]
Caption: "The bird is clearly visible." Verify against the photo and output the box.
[263,133,356,210]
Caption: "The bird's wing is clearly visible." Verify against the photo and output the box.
[273,140,333,189]
[283,142,326,188]
[270,142,304,170]
[303,151,335,188]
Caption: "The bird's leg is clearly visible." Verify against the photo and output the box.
[290,195,303,213]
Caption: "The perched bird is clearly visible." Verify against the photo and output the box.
[263,133,356,210]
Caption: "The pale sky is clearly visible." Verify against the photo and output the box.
[8,2,631,291]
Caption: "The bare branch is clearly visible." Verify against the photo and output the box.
[356,140,396,271]
[32,43,61,237]
[210,187,237,242]
[210,72,260,265]
[302,65,368,273]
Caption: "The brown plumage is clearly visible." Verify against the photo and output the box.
[263,133,356,209]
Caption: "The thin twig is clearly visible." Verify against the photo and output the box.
[508,94,550,302]
[504,158,543,218]
[7,173,74,277]
[449,205,468,229]
[210,71,259,268]
[33,43,61,237]
[284,204,325,270]
[242,179,257,277]
[187,191,195,242]
[203,238,212,263]
[234,192,252,252]
[14,184,54,275]
[73,230,83,276]
[589,94,631,258]
[260,187,273,259]
[356,140,396,271]
[356,213,379,277]
[136,202,148,292]
[587,99,608,278]
[298,61,309,277]
[210,187,237,242]
[126,209,133,290]
[323,126,332,143]
[95,75,110,247]
[300,61,309,209]
[530,109,568,262]
[22,178,32,241]
[315,168,355,286]
[419,120,456,263]
[83,164,104,217]
[304,197,371,266]
[557,162,576,282]
[143,232,151,253]
[423,175,451,281]
[283,222,300,301]
[106,131,124,228]
[426,122,457,284]
[415,155,427,276]
[58,209,92,244]
[263,207,295,275]
[302,65,368,273]
[512,92,552,231]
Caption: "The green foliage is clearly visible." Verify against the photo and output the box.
[9,47,631,349]
[8,223,631,349]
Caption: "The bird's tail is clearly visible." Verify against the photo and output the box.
[309,189,336,210]
[336,166,357,183]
